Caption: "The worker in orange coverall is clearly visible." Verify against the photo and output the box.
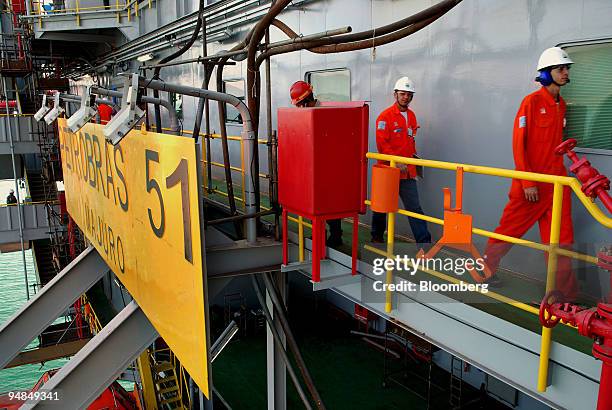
[371,76,431,245]
[484,47,578,300]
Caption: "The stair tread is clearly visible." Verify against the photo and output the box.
[156,375,176,384]
[154,362,174,373]
[159,385,179,395]
[160,396,182,405]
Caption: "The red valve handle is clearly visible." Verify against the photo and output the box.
[539,290,565,328]
[555,138,577,156]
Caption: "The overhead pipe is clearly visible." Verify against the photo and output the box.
[91,86,180,135]
[138,25,350,71]
[60,93,118,111]
[250,275,313,410]
[152,0,205,133]
[245,0,294,224]
[256,14,442,66]
[127,75,258,243]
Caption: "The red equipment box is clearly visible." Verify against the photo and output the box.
[277,102,369,216]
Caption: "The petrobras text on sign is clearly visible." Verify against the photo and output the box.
[58,119,209,397]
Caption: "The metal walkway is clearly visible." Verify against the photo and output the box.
[284,231,601,410]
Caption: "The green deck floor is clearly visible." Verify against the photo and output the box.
[213,334,429,410]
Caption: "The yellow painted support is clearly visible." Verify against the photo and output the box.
[75,0,80,25]
[537,182,564,392]
[137,350,158,410]
[366,152,612,229]
[127,3,131,21]
[202,140,209,198]
[298,216,304,262]
[385,160,397,313]
[135,0,138,17]
[116,0,119,22]
[148,0,151,8]
[37,0,42,28]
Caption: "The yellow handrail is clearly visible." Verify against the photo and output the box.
[366,151,611,394]
[367,153,611,228]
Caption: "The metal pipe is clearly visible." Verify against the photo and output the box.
[2,77,29,300]
[537,183,564,392]
[250,275,313,410]
[59,94,118,111]
[207,209,274,226]
[214,67,238,224]
[91,86,180,135]
[264,24,281,240]
[129,75,258,243]
[137,24,350,71]
[246,0,293,226]
[261,273,326,410]
[89,0,272,63]
[153,0,205,132]
[256,14,442,67]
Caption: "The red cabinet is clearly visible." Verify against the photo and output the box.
[277,102,368,216]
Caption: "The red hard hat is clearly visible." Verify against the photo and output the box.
[290,81,313,105]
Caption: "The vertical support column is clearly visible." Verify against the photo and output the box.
[385,161,397,313]
[241,129,257,244]
[298,216,304,262]
[319,217,326,259]
[537,182,563,392]
[266,272,287,410]
[2,77,29,300]
[282,209,288,265]
[196,139,214,409]
[312,216,321,282]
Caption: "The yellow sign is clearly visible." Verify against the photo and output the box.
[58,119,209,396]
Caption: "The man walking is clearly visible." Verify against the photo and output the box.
[483,47,577,299]
[371,76,431,245]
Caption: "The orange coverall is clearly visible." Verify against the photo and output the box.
[376,104,419,179]
[484,87,577,299]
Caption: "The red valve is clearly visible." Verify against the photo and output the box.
[556,138,612,213]
[539,290,564,328]
[539,251,612,410]
[555,138,578,156]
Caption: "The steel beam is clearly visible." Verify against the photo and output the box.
[0,247,108,369]
[21,301,158,409]
[5,339,91,368]
[206,237,283,277]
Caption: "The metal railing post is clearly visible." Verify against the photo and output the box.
[385,160,397,313]
[537,182,564,392]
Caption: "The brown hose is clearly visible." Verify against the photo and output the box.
[246,0,293,219]
[257,14,441,66]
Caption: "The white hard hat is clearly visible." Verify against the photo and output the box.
[537,47,574,71]
[9,189,14,193]
[394,76,415,93]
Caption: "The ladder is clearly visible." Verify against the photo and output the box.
[153,360,186,409]
[449,355,463,409]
